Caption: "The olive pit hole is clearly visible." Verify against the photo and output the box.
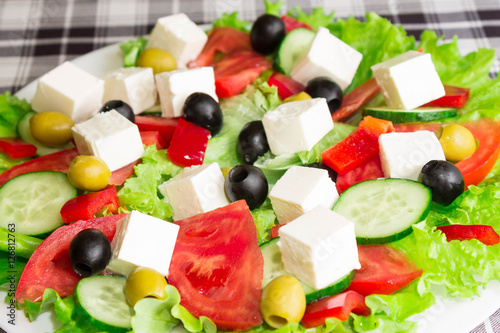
[230,167,248,183]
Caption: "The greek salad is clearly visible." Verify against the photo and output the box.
[1,1,500,333]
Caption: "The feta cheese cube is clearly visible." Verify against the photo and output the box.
[102,67,157,114]
[371,51,445,110]
[158,162,229,221]
[379,130,446,181]
[290,27,363,90]
[106,211,180,276]
[72,110,144,171]
[146,13,208,68]
[155,67,218,118]
[262,98,333,155]
[31,61,104,123]
[278,206,360,290]
[270,166,339,224]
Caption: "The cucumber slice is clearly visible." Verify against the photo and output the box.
[17,111,74,156]
[363,106,457,124]
[76,275,133,332]
[260,237,354,303]
[333,178,431,244]
[276,28,315,75]
[0,171,77,236]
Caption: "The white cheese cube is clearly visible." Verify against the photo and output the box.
[72,110,144,171]
[270,166,339,224]
[371,51,445,110]
[146,13,208,68]
[102,67,157,114]
[158,162,229,221]
[262,98,333,155]
[379,130,446,181]
[278,206,360,290]
[31,61,104,123]
[155,67,218,118]
[106,211,180,276]
[290,27,363,90]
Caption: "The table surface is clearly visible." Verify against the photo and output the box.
[0,0,500,332]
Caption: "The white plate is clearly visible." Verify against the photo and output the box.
[2,38,500,333]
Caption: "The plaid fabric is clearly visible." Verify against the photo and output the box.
[0,1,499,332]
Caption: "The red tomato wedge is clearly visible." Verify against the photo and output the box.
[60,186,120,223]
[332,78,380,122]
[436,225,500,245]
[336,156,384,194]
[0,137,37,158]
[140,130,167,149]
[395,118,500,187]
[15,214,125,303]
[322,116,393,174]
[267,72,305,99]
[214,51,272,98]
[424,85,470,108]
[270,223,286,239]
[188,27,253,68]
[109,160,138,185]
[135,115,178,147]
[168,200,263,331]
[346,245,423,296]
[301,291,370,328]
[281,15,313,33]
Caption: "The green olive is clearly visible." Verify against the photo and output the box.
[284,92,312,103]
[137,49,177,74]
[435,124,476,162]
[125,267,168,307]
[67,155,110,191]
[260,275,306,328]
[30,111,74,147]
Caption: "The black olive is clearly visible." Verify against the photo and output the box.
[420,160,465,206]
[306,77,344,114]
[69,228,112,277]
[237,121,270,165]
[225,165,268,210]
[306,162,338,182]
[182,92,223,136]
[99,100,135,123]
[250,14,286,55]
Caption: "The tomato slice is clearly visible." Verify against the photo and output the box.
[140,130,167,149]
[346,244,423,296]
[188,27,253,68]
[60,186,120,223]
[281,15,313,33]
[436,225,500,245]
[214,51,272,98]
[168,200,263,331]
[15,214,126,303]
[332,78,380,122]
[395,118,500,187]
[0,137,37,158]
[267,72,305,99]
[335,156,384,194]
[301,291,370,328]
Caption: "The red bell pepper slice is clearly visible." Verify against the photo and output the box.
[140,130,167,149]
[15,214,126,303]
[135,115,178,147]
[267,72,305,99]
[301,291,371,328]
[60,185,120,223]
[167,118,211,167]
[346,245,423,296]
[332,78,381,122]
[281,15,313,33]
[322,116,394,174]
[436,225,500,245]
[424,85,470,108]
[336,156,384,194]
[0,137,37,158]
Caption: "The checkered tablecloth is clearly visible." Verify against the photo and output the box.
[0,0,500,333]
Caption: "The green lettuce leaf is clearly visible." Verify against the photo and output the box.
[251,200,277,245]
[23,289,74,323]
[287,7,335,31]
[265,0,285,16]
[118,145,182,220]
[0,251,27,304]
[0,226,42,259]
[212,12,251,32]
[0,152,30,173]
[0,92,32,138]
[120,36,147,67]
